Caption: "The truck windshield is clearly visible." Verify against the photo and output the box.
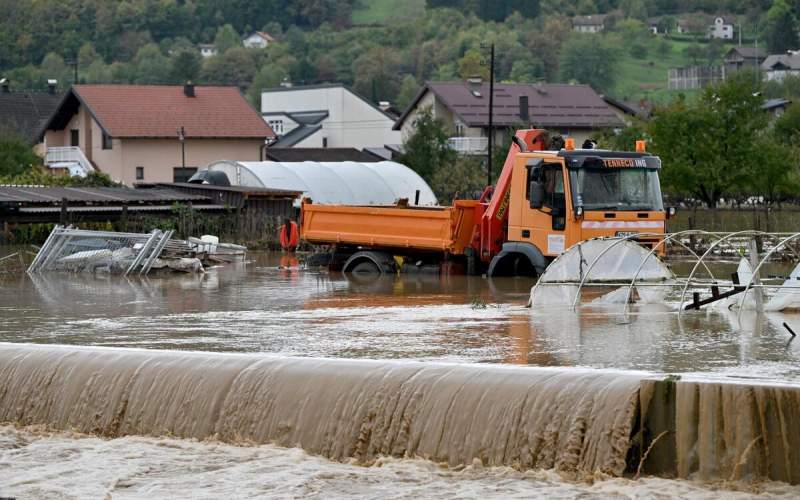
[570,168,664,211]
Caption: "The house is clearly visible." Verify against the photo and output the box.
[761,53,800,82]
[708,17,733,40]
[601,95,651,124]
[40,84,275,184]
[198,44,217,58]
[261,83,401,149]
[675,19,691,34]
[393,81,625,154]
[243,31,276,49]
[762,98,791,119]
[724,47,765,73]
[263,148,380,163]
[572,14,606,33]
[0,79,62,153]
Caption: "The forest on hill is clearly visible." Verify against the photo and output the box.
[0,0,799,108]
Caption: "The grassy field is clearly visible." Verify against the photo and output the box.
[351,0,426,24]
[611,37,735,103]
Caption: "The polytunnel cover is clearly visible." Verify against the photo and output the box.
[204,160,437,206]
[539,239,674,283]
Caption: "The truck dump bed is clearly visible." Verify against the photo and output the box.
[301,200,481,254]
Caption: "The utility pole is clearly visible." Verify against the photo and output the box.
[66,56,79,85]
[482,42,495,187]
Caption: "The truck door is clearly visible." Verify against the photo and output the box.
[526,160,568,256]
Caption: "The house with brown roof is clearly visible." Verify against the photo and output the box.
[393,80,625,154]
[0,79,62,150]
[243,31,277,49]
[724,47,765,73]
[41,83,275,184]
[572,14,606,33]
[761,53,800,82]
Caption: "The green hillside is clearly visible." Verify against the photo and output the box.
[352,0,426,24]
[612,38,735,103]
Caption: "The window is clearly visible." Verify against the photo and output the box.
[268,119,284,134]
[70,129,79,147]
[322,137,328,148]
[102,132,112,150]
[454,120,465,136]
[135,166,144,181]
[570,168,663,211]
[173,167,198,183]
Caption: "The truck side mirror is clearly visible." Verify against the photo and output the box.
[529,181,544,209]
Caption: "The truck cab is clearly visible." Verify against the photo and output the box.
[505,148,667,260]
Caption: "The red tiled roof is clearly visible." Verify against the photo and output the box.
[72,85,275,139]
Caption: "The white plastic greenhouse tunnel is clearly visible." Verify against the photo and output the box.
[203,160,438,207]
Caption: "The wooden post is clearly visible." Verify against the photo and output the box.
[748,238,764,313]
[121,202,129,232]
[60,197,69,225]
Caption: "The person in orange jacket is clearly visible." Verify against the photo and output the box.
[279,218,299,252]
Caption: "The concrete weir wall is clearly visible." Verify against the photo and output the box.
[0,344,798,483]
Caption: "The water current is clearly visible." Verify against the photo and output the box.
[1,252,800,498]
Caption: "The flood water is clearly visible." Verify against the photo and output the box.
[1,252,799,382]
[3,252,800,499]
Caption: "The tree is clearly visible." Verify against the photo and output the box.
[683,44,703,65]
[559,34,619,92]
[656,38,672,57]
[457,49,489,80]
[214,24,241,53]
[773,104,800,145]
[747,136,798,213]
[705,39,724,65]
[509,55,544,82]
[396,74,420,110]
[0,130,40,177]
[351,47,401,103]
[764,0,799,54]
[40,52,68,83]
[398,107,457,182]
[619,0,649,20]
[85,60,113,83]
[77,42,101,67]
[430,156,486,203]
[247,63,287,105]
[170,49,201,84]
[132,43,170,84]
[648,78,768,207]
[200,47,256,87]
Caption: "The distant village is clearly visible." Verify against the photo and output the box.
[0,16,794,191]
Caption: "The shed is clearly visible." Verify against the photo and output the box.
[204,160,437,207]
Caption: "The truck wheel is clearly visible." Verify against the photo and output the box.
[351,260,381,275]
[342,251,395,276]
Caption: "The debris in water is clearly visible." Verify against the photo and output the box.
[27,226,246,276]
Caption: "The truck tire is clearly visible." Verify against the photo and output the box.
[488,242,548,278]
[351,260,381,275]
[342,251,396,275]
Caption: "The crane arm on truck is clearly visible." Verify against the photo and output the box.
[477,129,549,262]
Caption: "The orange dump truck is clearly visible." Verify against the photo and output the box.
[301,129,672,277]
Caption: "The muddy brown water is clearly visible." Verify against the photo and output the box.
[1,252,799,381]
[3,252,800,492]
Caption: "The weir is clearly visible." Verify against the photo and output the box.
[0,343,799,483]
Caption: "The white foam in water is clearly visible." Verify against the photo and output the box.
[2,426,796,500]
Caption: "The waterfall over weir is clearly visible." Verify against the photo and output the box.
[1,344,799,483]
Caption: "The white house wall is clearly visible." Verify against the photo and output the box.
[261,86,400,148]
